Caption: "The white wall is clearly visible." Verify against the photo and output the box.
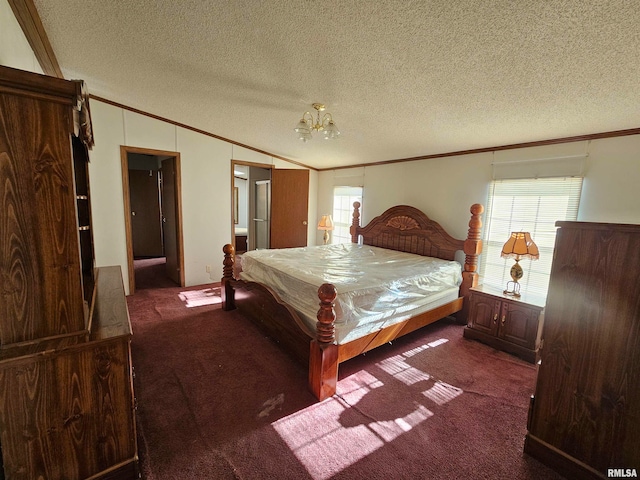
[0,0,43,73]
[578,136,640,224]
[3,3,637,291]
[89,100,317,294]
[317,134,640,255]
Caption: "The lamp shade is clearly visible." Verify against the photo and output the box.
[501,232,539,260]
[317,214,334,231]
[294,119,311,134]
[322,121,340,140]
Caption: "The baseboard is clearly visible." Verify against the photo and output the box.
[85,458,139,480]
[524,433,606,480]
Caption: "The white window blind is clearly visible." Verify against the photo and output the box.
[332,186,363,244]
[480,177,583,301]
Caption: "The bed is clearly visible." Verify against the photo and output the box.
[234,227,248,253]
[221,202,484,401]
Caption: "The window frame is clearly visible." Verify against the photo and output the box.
[479,176,583,301]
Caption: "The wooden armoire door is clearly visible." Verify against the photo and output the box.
[525,221,640,478]
[270,169,309,249]
[0,75,86,344]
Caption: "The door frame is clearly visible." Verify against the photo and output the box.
[121,146,185,294]
[230,159,273,252]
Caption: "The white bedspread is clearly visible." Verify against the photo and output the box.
[240,244,462,344]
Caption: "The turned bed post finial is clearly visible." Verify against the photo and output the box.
[223,243,235,279]
[459,204,484,324]
[350,201,361,243]
[316,283,337,344]
[464,203,484,274]
[221,244,236,310]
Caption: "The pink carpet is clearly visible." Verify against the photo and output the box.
[127,281,564,479]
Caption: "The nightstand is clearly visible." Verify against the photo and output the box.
[463,285,545,363]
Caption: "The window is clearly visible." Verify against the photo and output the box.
[331,186,363,244]
[480,177,583,300]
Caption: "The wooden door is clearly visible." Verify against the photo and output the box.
[129,169,163,257]
[160,158,181,285]
[270,169,309,248]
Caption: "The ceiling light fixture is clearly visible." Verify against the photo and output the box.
[294,103,340,142]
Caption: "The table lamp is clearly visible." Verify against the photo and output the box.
[318,215,334,245]
[501,232,539,297]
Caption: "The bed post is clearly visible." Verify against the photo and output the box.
[350,201,361,243]
[221,244,236,311]
[309,283,339,401]
[459,204,484,324]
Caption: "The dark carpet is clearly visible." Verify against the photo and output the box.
[127,280,565,480]
[134,257,179,290]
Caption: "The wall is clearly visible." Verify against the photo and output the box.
[1,6,318,295]
[3,3,636,290]
[89,102,317,294]
[0,0,42,73]
[317,135,640,279]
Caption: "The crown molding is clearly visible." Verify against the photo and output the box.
[90,95,317,171]
[319,128,640,171]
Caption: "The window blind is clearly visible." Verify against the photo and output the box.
[332,186,362,244]
[480,177,583,300]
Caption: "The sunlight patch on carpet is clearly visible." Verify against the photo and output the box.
[178,287,221,307]
[272,340,463,480]
[272,395,385,480]
[423,381,463,405]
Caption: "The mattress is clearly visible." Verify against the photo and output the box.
[240,243,462,344]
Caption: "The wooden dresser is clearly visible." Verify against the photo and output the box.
[524,221,640,479]
[0,65,138,479]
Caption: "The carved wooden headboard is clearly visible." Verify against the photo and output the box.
[350,203,468,261]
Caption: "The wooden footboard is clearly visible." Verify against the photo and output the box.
[222,245,341,399]
[222,245,314,366]
[221,202,483,401]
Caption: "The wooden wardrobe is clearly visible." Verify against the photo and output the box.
[0,65,138,479]
[524,221,640,479]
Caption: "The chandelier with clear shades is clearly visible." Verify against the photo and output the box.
[294,103,340,142]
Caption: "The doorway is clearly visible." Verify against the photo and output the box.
[231,160,310,253]
[121,146,185,293]
[232,161,273,253]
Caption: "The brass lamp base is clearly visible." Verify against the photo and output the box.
[504,259,523,297]
[323,230,329,245]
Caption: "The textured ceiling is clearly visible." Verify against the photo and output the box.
[33,0,640,169]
